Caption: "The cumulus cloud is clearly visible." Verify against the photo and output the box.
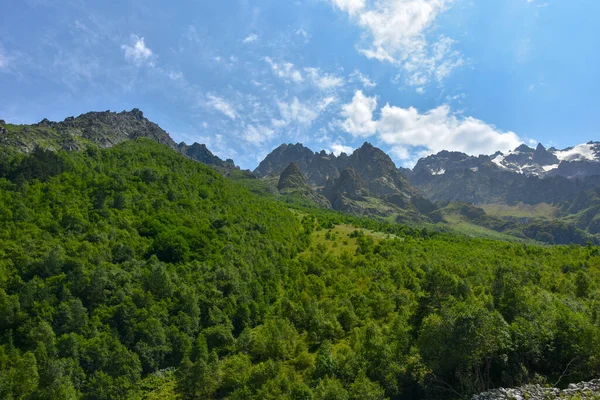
[121,35,154,66]
[339,90,523,165]
[340,90,378,136]
[265,57,303,83]
[206,94,237,120]
[329,0,464,89]
[378,104,522,158]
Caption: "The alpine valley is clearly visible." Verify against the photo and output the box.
[2,110,600,400]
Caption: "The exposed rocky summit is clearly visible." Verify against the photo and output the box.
[254,143,315,178]
[472,379,600,400]
[0,109,237,171]
[256,142,433,221]
[347,142,415,196]
[533,143,559,165]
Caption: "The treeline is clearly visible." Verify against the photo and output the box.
[0,140,599,399]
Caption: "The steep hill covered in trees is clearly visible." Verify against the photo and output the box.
[1,139,600,399]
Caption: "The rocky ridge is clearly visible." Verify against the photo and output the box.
[0,109,237,171]
[413,142,600,183]
[255,142,432,221]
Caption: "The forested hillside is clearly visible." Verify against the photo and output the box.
[1,140,600,399]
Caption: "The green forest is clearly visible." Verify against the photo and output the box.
[1,140,599,399]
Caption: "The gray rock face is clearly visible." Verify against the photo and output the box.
[414,142,600,183]
[256,142,417,198]
[177,142,236,169]
[253,143,315,178]
[255,142,428,219]
[1,109,236,170]
[410,142,600,206]
[533,143,559,165]
[472,379,600,400]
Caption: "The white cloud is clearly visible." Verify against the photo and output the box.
[350,69,376,88]
[278,97,320,126]
[331,0,366,15]
[340,90,378,136]
[265,59,345,91]
[377,104,522,159]
[339,90,523,165]
[121,35,154,66]
[265,57,303,83]
[330,143,355,155]
[330,0,464,89]
[304,67,345,90]
[243,33,259,43]
[243,124,276,146]
[206,94,237,120]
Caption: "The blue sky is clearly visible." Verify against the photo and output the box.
[1,0,599,169]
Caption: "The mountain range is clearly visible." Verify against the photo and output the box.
[1,109,599,244]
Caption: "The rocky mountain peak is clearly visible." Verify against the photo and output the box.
[533,142,559,165]
[277,162,307,191]
[536,143,546,152]
[178,142,236,169]
[129,108,145,120]
[1,110,238,172]
[515,144,534,153]
[253,142,314,178]
[349,141,397,174]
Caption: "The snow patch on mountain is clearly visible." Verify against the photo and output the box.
[492,154,507,169]
[542,164,559,172]
[555,143,598,162]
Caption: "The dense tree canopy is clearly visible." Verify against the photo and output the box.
[0,140,599,399]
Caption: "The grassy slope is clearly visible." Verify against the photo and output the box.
[441,213,534,243]
[480,202,557,219]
